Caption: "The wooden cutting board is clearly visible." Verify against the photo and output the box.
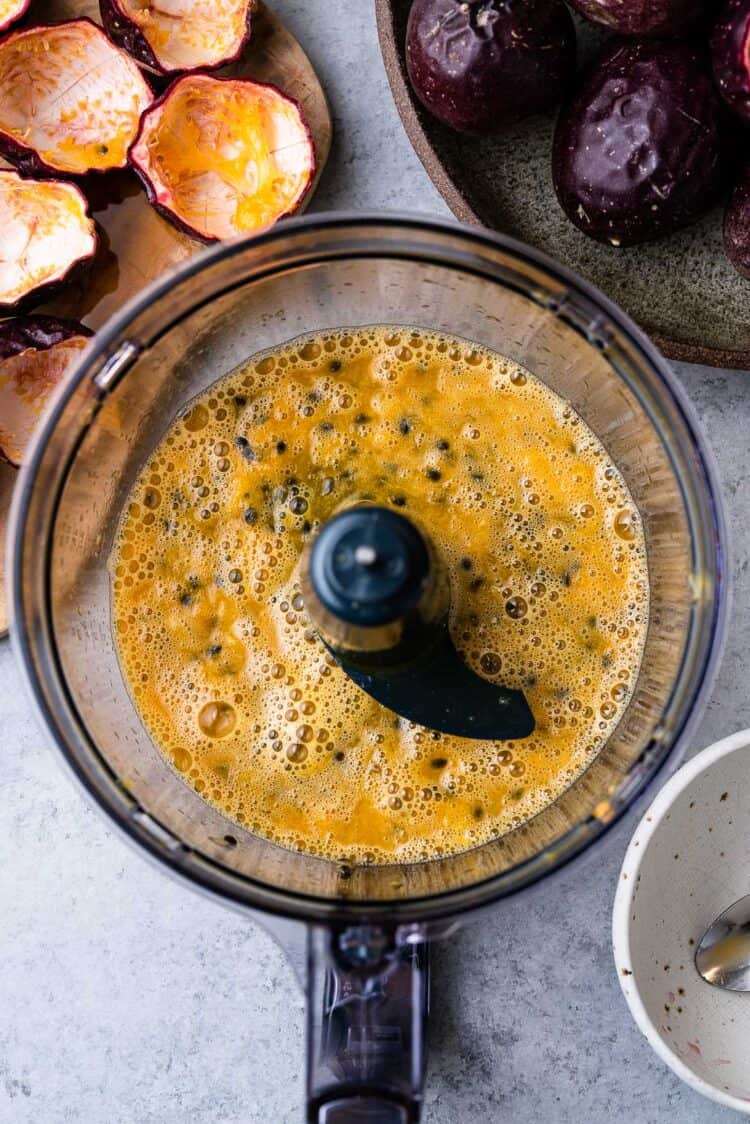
[376,0,750,371]
[0,0,332,639]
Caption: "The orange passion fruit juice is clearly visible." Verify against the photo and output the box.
[111,327,648,863]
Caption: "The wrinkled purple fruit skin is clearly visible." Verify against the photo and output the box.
[567,0,705,36]
[99,0,254,75]
[0,316,92,362]
[724,165,750,276]
[406,0,577,135]
[552,40,727,247]
[712,0,750,124]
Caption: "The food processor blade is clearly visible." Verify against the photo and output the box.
[326,620,535,739]
[303,504,535,740]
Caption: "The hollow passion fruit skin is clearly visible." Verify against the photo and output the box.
[100,0,255,75]
[0,0,30,34]
[724,164,750,276]
[0,316,92,467]
[552,40,727,246]
[0,18,152,177]
[129,74,316,242]
[712,0,750,123]
[0,172,97,310]
[566,0,706,36]
[406,0,577,135]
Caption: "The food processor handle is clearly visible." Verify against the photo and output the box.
[306,924,430,1123]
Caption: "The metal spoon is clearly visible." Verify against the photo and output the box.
[695,895,750,990]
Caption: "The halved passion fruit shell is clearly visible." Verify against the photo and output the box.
[0,316,93,466]
[129,74,315,242]
[0,172,97,310]
[0,18,153,176]
[100,0,254,75]
[0,0,29,34]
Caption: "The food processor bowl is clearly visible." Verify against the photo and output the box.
[10,215,727,1122]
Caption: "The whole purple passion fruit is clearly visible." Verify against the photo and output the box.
[0,316,93,467]
[552,40,727,246]
[0,0,30,34]
[129,75,315,242]
[712,0,750,124]
[0,172,98,310]
[724,164,750,276]
[566,0,706,36]
[0,19,152,177]
[100,0,254,75]
[406,0,577,135]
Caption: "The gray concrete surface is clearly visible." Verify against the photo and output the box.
[0,3,747,1121]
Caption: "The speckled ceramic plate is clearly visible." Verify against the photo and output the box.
[0,0,332,640]
[376,0,750,370]
[613,730,750,1114]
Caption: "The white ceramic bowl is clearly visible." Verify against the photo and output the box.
[613,730,750,1113]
